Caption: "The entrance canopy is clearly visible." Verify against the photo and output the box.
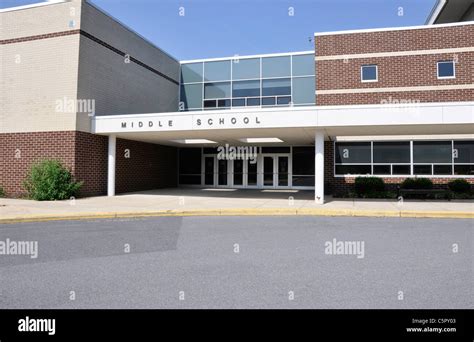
[92,102,473,146]
[93,102,473,203]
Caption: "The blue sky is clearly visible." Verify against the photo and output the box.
[4,0,435,60]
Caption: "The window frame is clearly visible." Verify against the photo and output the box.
[360,64,378,83]
[437,60,456,80]
[334,140,474,178]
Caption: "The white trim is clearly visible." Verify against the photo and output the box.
[361,65,378,83]
[425,0,447,25]
[437,60,456,79]
[0,0,65,13]
[316,84,474,95]
[180,51,314,64]
[315,47,474,61]
[313,21,474,37]
[92,100,474,120]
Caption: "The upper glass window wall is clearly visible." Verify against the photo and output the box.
[262,56,291,78]
[204,61,231,81]
[180,53,315,111]
[181,63,203,83]
[232,58,260,80]
[292,54,314,76]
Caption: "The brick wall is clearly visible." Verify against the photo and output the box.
[0,131,177,198]
[315,24,474,105]
[115,138,177,194]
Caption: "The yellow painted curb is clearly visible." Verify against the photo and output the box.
[0,208,472,224]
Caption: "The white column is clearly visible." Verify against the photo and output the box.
[107,135,116,197]
[315,130,324,204]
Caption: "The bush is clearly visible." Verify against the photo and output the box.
[23,159,82,201]
[448,179,471,194]
[401,178,433,190]
[0,186,5,198]
[354,177,385,197]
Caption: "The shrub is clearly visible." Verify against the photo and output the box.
[401,178,433,190]
[23,159,83,201]
[0,186,5,198]
[354,177,385,197]
[448,179,471,194]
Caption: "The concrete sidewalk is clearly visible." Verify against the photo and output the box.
[0,188,473,223]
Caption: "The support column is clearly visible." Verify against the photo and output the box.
[315,130,324,204]
[107,135,116,197]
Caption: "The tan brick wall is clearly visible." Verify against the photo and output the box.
[1,0,179,134]
[0,35,81,133]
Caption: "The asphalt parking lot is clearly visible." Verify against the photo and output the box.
[0,216,472,309]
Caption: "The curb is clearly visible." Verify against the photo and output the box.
[0,208,473,223]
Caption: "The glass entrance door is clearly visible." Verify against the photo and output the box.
[204,156,215,186]
[262,154,291,188]
[263,156,274,186]
[278,156,289,186]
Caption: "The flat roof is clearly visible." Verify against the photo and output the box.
[314,20,473,37]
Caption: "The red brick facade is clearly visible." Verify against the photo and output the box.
[315,24,474,105]
[0,131,177,198]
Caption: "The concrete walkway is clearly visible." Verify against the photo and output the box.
[0,188,473,223]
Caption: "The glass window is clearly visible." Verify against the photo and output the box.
[262,147,290,153]
[247,97,261,106]
[232,98,245,107]
[292,147,314,175]
[361,65,378,82]
[262,78,291,96]
[262,56,291,78]
[453,141,474,163]
[204,82,231,99]
[414,165,432,175]
[454,165,474,175]
[292,54,314,76]
[204,60,231,81]
[392,165,410,175]
[217,99,230,108]
[335,165,371,175]
[179,148,202,174]
[373,165,391,175]
[262,97,276,106]
[232,80,260,97]
[335,142,371,164]
[203,100,216,108]
[437,61,455,79]
[413,141,452,163]
[277,96,291,105]
[292,77,315,104]
[181,63,203,83]
[232,58,260,80]
[180,84,202,109]
[433,165,452,175]
[373,142,410,163]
